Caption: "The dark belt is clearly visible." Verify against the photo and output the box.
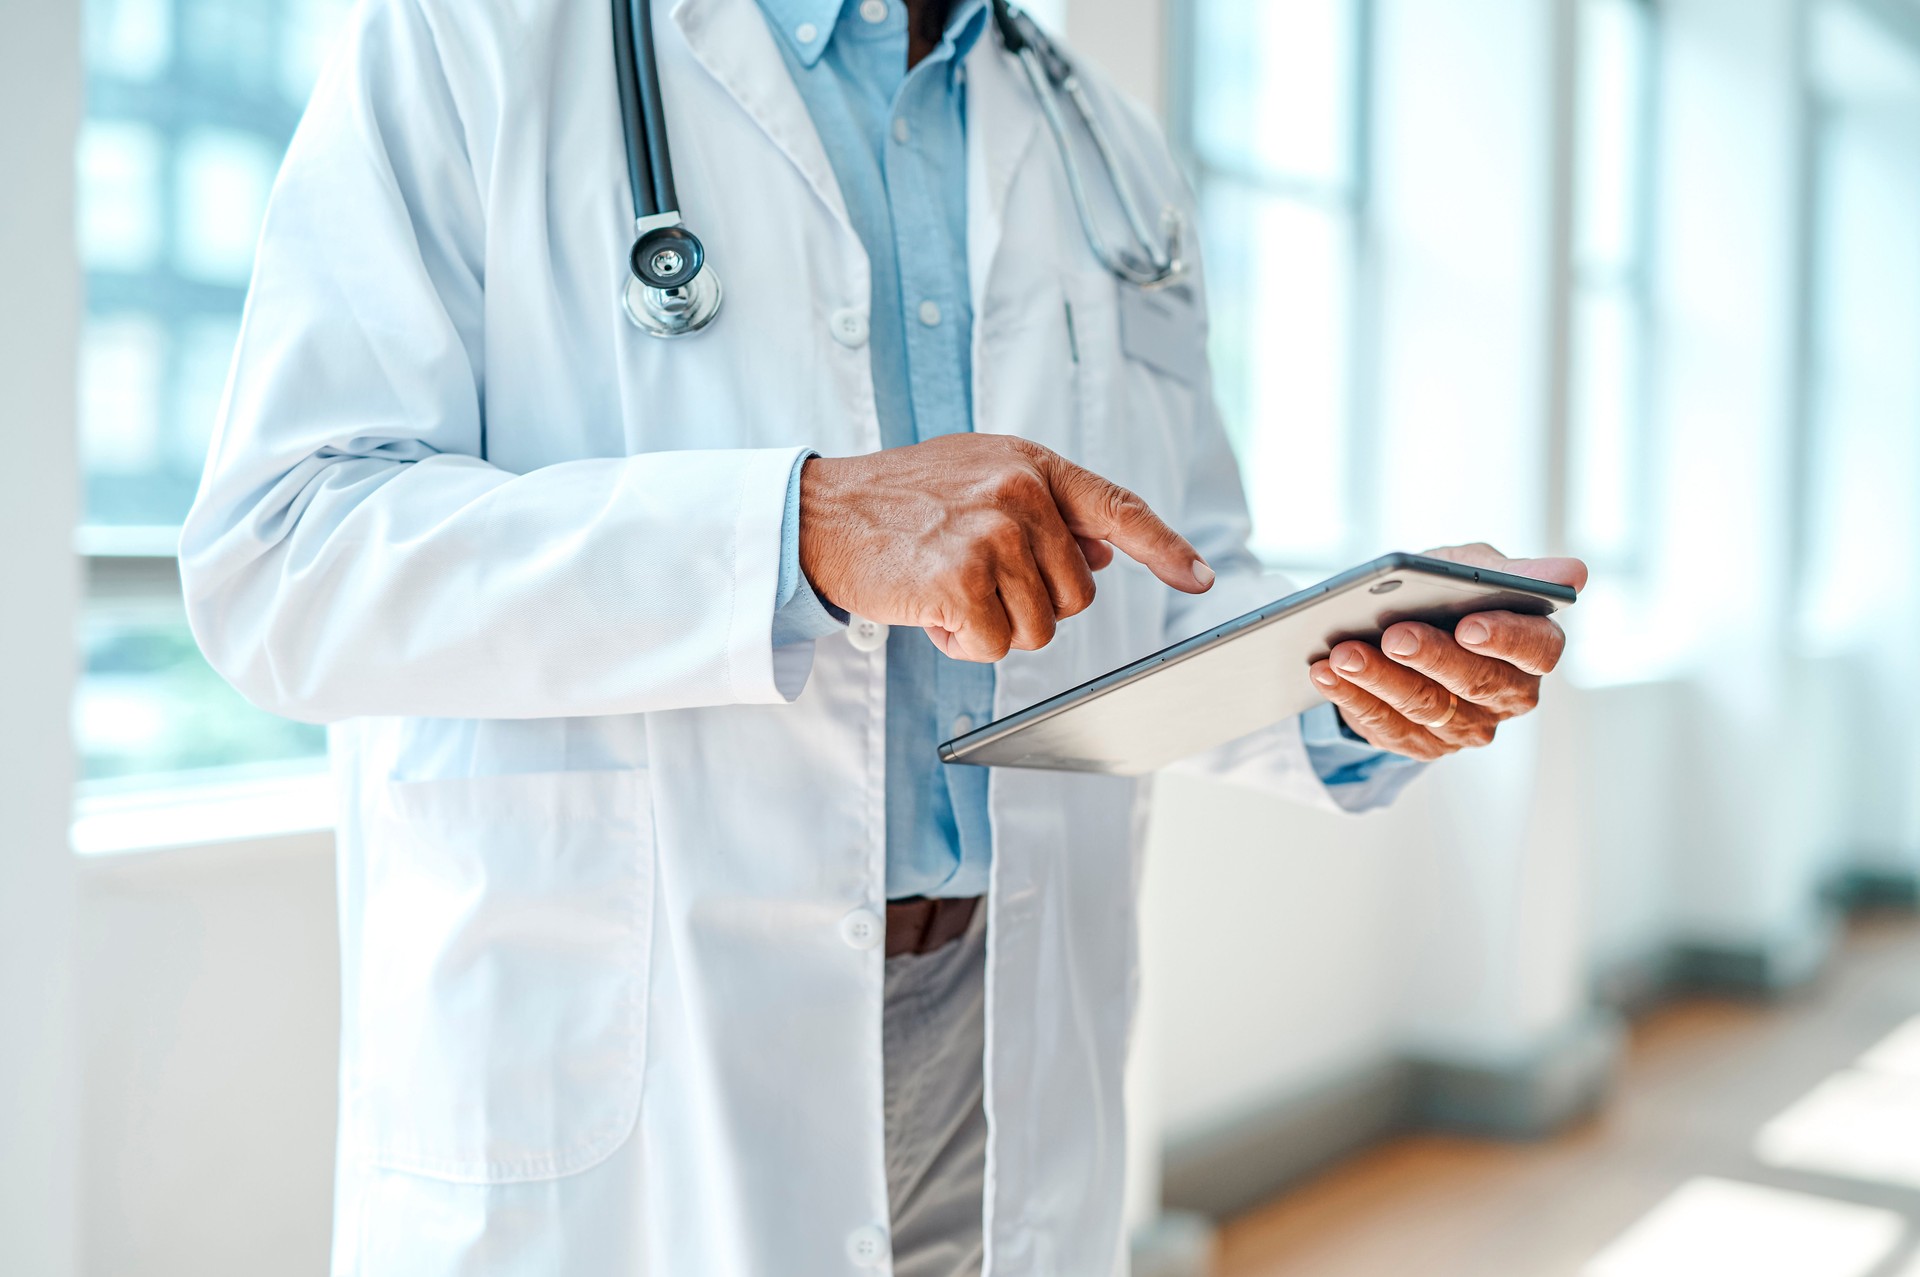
[885,895,981,959]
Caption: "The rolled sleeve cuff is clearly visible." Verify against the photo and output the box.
[1300,702,1426,811]
[772,449,848,647]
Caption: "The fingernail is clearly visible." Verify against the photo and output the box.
[1312,666,1338,687]
[1190,559,1215,589]
[1458,619,1490,645]
[1386,630,1420,657]
[1335,647,1365,673]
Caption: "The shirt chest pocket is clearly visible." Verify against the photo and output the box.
[349,769,653,1183]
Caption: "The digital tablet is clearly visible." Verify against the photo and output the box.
[938,552,1577,775]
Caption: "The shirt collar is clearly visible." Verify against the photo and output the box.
[756,0,845,66]
[757,0,989,69]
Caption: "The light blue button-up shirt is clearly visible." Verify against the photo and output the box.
[761,0,1418,900]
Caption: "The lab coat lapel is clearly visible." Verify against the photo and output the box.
[670,0,854,236]
[964,32,1041,319]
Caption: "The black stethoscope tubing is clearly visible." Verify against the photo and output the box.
[613,0,705,292]
[613,0,676,218]
[612,0,1182,330]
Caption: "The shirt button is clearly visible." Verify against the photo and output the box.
[830,307,869,348]
[859,0,888,22]
[951,714,974,736]
[795,21,819,43]
[839,908,883,951]
[918,299,942,327]
[892,116,910,145]
[847,614,889,652]
[847,1224,889,1267]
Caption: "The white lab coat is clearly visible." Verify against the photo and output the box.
[181,0,1400,1272]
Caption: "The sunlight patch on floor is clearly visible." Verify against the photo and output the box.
[1755,1013,1920,1190]
[1859,1014,1920,1077]
[1581,1178,1903,1277]
[1755,1069,1920,1190]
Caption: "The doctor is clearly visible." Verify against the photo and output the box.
[182,0,1584,1273]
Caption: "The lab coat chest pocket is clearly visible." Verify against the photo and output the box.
[1069,276,1201,520]
[352,770,652,1183]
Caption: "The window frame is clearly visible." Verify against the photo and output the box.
[74,0,339,820]
[1565,0,1662,578]
[1164,0,1379,580]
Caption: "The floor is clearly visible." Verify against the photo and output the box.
[1218,915,1920,1277]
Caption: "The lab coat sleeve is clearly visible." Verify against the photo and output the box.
[180,0,804,723]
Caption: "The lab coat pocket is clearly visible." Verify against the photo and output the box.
[352,769,652,1183]
[1068,276,1196,522]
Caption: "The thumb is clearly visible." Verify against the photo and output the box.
[1043,457,1213,594]
[1424,543,1589,593]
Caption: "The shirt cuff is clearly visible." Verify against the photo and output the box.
[772,449,848,647]
[1300,702,1425,795]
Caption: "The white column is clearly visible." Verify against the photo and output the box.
[1651,0,1832,977]
[1795,6,1920,888]
[1061,0,1168,115]
[0,3,82,1274]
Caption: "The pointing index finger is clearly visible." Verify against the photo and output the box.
[1040,453,1212,593]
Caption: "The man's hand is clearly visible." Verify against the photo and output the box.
[1308,543,1589,761]
[799,435,1214,662]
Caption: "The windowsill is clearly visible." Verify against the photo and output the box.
[72,768,335,858]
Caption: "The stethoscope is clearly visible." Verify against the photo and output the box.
[612,0,1187,338]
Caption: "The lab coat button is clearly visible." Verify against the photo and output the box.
[846,1224,889,1267]
[847,614,889,652]
[830,307,869,348]
[839,909,883,951]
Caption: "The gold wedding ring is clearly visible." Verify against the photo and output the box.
[1429,692,1459,729]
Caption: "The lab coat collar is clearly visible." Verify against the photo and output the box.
[963,15,1041,316]
[671,0,854,234]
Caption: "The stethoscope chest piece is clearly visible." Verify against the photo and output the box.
[613,0,722,337]
[624,265,723,338]
[623,219,723,337]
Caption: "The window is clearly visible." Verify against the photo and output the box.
[1567,0,1657,571]
[76,0,351,789]
[1174,0,1369,569]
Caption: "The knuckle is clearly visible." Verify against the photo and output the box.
[986,514,1027,551]
[991,465,1047,506]
[1408,684,1450,721]
[1463,667,1507,703]
[953,559,994,599]
[1103,484,1148,522]
[1542,622,1568,667]
[1057,577,1096,617]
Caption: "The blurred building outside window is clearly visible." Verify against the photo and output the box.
[1174,0,1369,573]
[75,0,352,796]
[1568,0,1657,575]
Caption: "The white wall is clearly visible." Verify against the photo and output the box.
[0,4,81,1274]
[78,838,339,1276]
